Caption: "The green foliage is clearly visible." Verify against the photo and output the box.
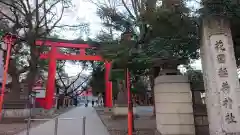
[97,7,135,33]
[144,4,200,61]
[186,69,203,83]
[199,0,240,18]
[109,69,125,81]
[91,0,202,96]
[132,79,148,94]
[89,66,105,96]
[0,30,4,38]
[112,81,119,99]
[198,0,240,65]
[97,1,200,67]
[89,63,121,97]
[98,35,151,75]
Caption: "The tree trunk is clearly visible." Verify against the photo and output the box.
[26,69,38,95]
[5,75,21,101]
[150,75,156,116]
[26,43,39,98]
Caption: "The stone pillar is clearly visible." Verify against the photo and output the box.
[111,80,137,117]
[200,17,240,134]
[0,42,9,84]
[0,43,5,82]
[154,75,195,135]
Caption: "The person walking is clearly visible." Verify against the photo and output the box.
[85,100,88,107]
[92,100,95,107]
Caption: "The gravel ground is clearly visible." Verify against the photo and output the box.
[0,106,76,135]
[95,107,161,135]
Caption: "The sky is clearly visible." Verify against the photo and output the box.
[60,0,102,76]
[61,0,202,76]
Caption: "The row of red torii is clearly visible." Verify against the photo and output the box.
[36,39,113,109]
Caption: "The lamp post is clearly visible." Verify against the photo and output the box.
[0,33,17,120]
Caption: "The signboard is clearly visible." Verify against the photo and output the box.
[209,34,240,133]
[32,78,45,98]
[35,89,45,98]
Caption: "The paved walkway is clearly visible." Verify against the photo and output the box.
[15,106,110,135]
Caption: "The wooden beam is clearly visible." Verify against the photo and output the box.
[40,53,102,61]
[35,40,93,49]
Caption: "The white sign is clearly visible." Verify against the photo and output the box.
[35,89,46,98]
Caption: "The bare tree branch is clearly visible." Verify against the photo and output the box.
[67,75,91,96]
[58,63,87,93]
[38,0,60,25]
[39,1,65,37]
[18,0,30,14]
[0,0,25,15]
[131,0,140,19]
[0,0,82,94]
[0,10,16,24]
[57,71,68,89]
[121,0,136,19]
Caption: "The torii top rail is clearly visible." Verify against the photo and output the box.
[36,40,102,60]
[35,39,112,109]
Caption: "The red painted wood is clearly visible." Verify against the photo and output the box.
[79,48,86,56]
[35,40,92,48]
[109,81,113,107]
[35,98,45,108]
[0,36,15,120]
[105,62,112,107]
[40,53,102,61]
[127,68,133,135]
[35,39,112,109]
[45,46,57,109]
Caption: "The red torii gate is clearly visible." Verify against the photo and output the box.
[35,40,113,109]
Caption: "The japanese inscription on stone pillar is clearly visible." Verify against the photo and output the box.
[210,34,240,133]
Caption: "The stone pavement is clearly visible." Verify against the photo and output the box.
[15,106,110,135]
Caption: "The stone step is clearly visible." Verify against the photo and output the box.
[0,118,26,124]
[3,100,29,109]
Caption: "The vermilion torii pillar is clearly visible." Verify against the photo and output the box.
[35,40,113,109]
[45,46,57,109]
[105,61,112,107]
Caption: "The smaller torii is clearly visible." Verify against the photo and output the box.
[35,39,113,109]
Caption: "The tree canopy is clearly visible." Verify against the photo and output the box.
[0,0,88,99]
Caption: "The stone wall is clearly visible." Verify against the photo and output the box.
[1,109,30,118]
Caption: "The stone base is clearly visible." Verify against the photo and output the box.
[1,108,56,118]
[35,108,56,116]
[104,107,113,114]
[111,106,137,119]
[0,109,30,123]
[154,75,195,135]
[1,109,30,118]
